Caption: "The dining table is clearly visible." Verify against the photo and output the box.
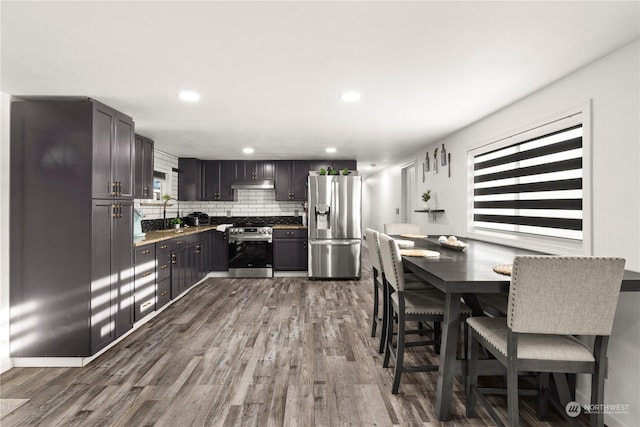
[396,236,640,421]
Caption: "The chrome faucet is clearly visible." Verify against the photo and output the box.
[162,197,180,230]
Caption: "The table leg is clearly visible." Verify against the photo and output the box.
[435,292,462,421]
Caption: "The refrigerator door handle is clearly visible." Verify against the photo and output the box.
[309,239,361,246]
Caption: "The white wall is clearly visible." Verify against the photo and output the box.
[1,92,12,373]
[363,40,640,426]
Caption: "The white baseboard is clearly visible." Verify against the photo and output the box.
[274,271,308,277]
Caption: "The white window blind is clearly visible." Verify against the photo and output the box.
[471,117,585,242]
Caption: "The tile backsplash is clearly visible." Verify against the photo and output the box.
[135,149,303,220]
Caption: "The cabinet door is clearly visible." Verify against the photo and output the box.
[91,201,116,353]
[218,160,236,201]
[171,246,192,298]
[193,241,205,282]
[274,161,292,201]
[257,161,275,179]
[142,137,154,198]
[134,135,154,199]
[273,239,308,271]
[202,160,219,201]
[113,201,134,337]
[113,112,135,199]
[178,158,203,201]
[212,231,229,271]
[92,104,115,199]
[291,160,310,201]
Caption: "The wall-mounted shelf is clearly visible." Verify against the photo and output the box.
[414,209,445,221]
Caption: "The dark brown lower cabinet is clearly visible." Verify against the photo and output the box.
[134,244,156,322]
[170,234,209,299]
[273,228,308,271]
[156,244,172,310]
[212,231,229,271]
[91,200,134,354]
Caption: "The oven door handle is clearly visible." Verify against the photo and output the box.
[229,236,273,243]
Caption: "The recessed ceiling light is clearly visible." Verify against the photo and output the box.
[243,147,254,154]
[326,147,337,153]
[340,91,361,103]
[178,90,200,102]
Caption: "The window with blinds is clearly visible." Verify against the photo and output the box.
[470,111,588,246]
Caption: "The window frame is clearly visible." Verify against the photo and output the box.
[466,102,592,256]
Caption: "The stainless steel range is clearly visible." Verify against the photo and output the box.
[227,226,273,278]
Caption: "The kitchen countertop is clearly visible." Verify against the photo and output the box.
[134,225,219,247]
[272,224,307,230]
[135,223,307,246]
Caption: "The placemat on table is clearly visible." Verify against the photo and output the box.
[493,264,513,276]
[400,233,429,239]
[395,239,415,247]
[400,249,440,258]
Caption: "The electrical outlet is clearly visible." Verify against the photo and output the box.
[294,209,299,216]
[226,210,231,217]
[396,208,400,214]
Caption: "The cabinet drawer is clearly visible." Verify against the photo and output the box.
[170,238,188,251]
[156,241,171,255]
[273,228,307,239]
[135,244,155,264]
[169,234,199,251]
[157,253,171,282]
[157,278,171,309]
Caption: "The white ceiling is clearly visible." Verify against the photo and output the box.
[2,1,639,173]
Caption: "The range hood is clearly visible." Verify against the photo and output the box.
[231,178,275,190]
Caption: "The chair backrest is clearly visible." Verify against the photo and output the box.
[384,223,420,235]
[365,228,384,276]
[508,256,625,336]
[378,233,406,292]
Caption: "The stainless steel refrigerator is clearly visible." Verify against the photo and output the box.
[308,175,362,279]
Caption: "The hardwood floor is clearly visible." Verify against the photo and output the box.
[1,247,582,426]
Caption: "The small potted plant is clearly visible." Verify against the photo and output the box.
[341,168,350,176]
[319,168,327,176]
[422,190,432,210]
[328,167,339,175]
[170,217,183,229]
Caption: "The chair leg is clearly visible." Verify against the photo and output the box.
[591,336,609,427]
[391,306,406,394]
[371,279,379,338]
[378,282,388,354]
[382,290,393,368]
[466,332,479,418]
[434,321,441,354]
[506,332,520,427]
[537,372,550,421]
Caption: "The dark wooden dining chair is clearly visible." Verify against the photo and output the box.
[466,256,626,427]
[365,228,434,354]
[378,232,471,394]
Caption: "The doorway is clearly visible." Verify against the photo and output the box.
[401,162,416,224]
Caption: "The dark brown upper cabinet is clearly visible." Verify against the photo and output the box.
[202,160,235,201]
[92,101,135,199]
[237,160,275,180]
[178,158,203,201]
[134,134,154,199]
[275,160,310,201]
